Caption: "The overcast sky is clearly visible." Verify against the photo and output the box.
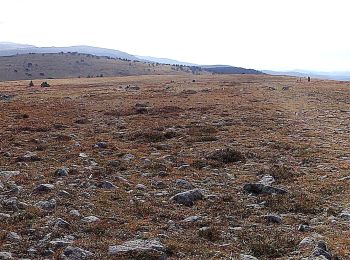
[1,0,350,71]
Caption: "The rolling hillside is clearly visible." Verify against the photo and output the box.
[0,53,204,81]
[201,65,264,75]
[0,43,264,80]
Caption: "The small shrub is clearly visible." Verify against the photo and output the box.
[28,80,34,87]
[75,117,89,124]
[207,148,245,164]
[198,226,220,242]
[188,125,218,136]
[268,164,298,182]
[141,131,166,142]
[40,81,50,87]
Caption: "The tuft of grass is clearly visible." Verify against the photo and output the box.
[237,227,299,258]
[207,148,245,164]
[263,192,322,215]
[267,164,299,183]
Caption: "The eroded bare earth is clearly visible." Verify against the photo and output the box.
[0,75,349,259]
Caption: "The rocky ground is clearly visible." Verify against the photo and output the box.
[0,75,349,259]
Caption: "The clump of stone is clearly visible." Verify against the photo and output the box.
[171,189,204,206]
[109,238,167,259]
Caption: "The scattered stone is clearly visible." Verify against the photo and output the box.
[2,151,11,157]
[43,249,54,256]
[79,153,88,158]
[69,209,81,217]
[54,218,70,228]
[81,216,100,223]
[175,179,194,189]
[122,153,135,161]
[94,142,107,149]
[298,224,311,232]
[55,167,69,177]
[97,181,116,189]
[338,175,350,181]
[171,189,204,206]
[125,85,140,91]
[2,197,19,211]
[167,220,176,230]
[27,246,37,255]
[50,235,75,248]
[0,213,11,220]
[240,254,258,260]
[261,214,282,224]
[136,184,146,190]
[35,199,56,210]
[243,183,288,195]
[7,182,22,193]
[258,175,275,185]
[6,232,21,242]
[152,180,167,189]
[0,171,20,180]
[16,152,40,162]
[109,238,167,259]
[0,252,12,259]
[177,164,190,170]
[107,160,122,167]
[157,171,168,177]
[34,183,54,193]
[58,190,71,197]
[0,94,14,101]
[310,240,332,259]
[183,215,201,223]
[62,246,93,259]
[339,210,350,220]
[299,237,316,249]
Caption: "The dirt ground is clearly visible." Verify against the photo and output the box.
[0,74,349,259]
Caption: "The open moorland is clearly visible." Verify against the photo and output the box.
[0,74,349,259]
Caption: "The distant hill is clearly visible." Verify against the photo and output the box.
[136,55,197,66]
[201,65,264,75]
[0,52,203,81]
[0,42,36,50]
[0,42,264,79]
[263,70,350,81]
[0,44,138,61]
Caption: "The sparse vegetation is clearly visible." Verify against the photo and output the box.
[0,74,348,259]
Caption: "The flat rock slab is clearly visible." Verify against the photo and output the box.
[0,171,20,180]
[62,246,93,259]
[240,254,258,260]
[109,238,167,259]
[171,188,204,206]
[243,183,288,195]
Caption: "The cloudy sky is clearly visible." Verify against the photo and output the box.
[1,0,350,71]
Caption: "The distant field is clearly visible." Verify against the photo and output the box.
[0,53,205,81]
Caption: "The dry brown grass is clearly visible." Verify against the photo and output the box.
[0,74,349,258]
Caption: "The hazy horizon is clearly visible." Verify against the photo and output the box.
[1,0,350,71]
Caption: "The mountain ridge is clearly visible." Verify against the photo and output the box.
[0,42,264,81]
